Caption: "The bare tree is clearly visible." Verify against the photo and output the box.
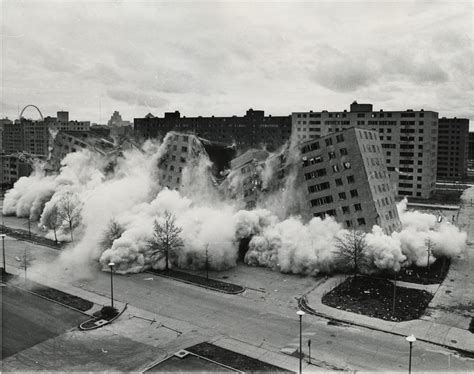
[16,247,34,282]
[100,218,124,249]
[43,204,61,244]
[334,230,368,278]
[57,192,82,242]
[148,211,184,271]
[425,238,435,270]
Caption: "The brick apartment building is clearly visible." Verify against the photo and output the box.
[292,102,438,199]
[134,109,292,152]
[437,117,469,181]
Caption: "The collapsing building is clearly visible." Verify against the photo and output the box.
[47,130,118,172]
[298,127,401,234]
[157,132,236,190]
[221,127,401,234]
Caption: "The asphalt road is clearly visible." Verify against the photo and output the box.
[2,229,474,372]
[1,285,87,360]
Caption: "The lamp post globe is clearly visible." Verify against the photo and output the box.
[406,334,416,374]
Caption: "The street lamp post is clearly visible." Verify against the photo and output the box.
[108,262,115,309]
[1,234,6,276]
[406,334,416,374]
[297,310,305,374]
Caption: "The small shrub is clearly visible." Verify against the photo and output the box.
[469,318,474,333]
[100,305,118,319]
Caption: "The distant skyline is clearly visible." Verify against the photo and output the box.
[1,1,473,130]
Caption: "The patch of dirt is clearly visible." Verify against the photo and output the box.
[187,342,290,372]
[322,276,433,322]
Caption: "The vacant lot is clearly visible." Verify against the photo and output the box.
[1,285,88,359]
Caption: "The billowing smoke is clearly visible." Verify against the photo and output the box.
[2,136,468,279]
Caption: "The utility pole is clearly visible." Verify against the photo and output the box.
[205,244,209,281]
[425,239,432,270]
[392,272,397,316]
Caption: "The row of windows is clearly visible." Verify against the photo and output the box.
[302,155,323,167]
[308,181,330,193]
[313,203,363,219]
[310,195,333,207]
[335,175,355,186]
[378,196,393,208]
[310,189,359,207]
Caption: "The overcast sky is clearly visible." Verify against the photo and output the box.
[1,1,472,129]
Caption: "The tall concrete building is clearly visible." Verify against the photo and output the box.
[3,119,49,156]
[437,118,469,181]
[292,102,439,199]
[157,132,235,190]
[467,132,474,167]
[57,111,69,124]
[299,128,401,233]
[223,127,400,233]
[47,131,116,171]
[134,109,292,152]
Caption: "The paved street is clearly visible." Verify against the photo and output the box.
[1,230,473,372]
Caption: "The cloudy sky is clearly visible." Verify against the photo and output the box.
[1,1,472,129]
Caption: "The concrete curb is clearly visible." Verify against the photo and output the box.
[298,295,474,358]
[79,303,128,330]
[145,271,245,295]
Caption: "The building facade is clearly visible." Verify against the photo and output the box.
[157,131,235,190]
[298,128,401,233]
[3,119,49,156]
[437,118,469,181]
[469,132,474,167]
[47,131,116,171]
[292,102,438,199]
[134,109,292,152]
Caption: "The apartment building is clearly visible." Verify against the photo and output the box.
[47,131,116,171]
[158,132,235,190]
[2,119,49,156]
[437,118,469,181]
[0,155,33,186]
[298,127,401,233]
[292,102,438,199]
[222,127,400,233]
[225,149,272,209]
[134,109,292,152]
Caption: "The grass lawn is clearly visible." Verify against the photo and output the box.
[1,285,88,360]
[322,276,433,322]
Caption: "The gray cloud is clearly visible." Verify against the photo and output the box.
[107,88,168,109]
[1,1,472,124]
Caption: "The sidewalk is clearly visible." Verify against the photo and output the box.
[302,275,474,355]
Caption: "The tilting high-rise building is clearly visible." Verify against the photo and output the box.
[292,102,438,199]
[157,132,235,190]
[298,128,401,233]
[224,127,401,233]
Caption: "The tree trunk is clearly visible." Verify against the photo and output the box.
[53,227,58,244]
[165,249,169,271]
[69,221,74,242]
